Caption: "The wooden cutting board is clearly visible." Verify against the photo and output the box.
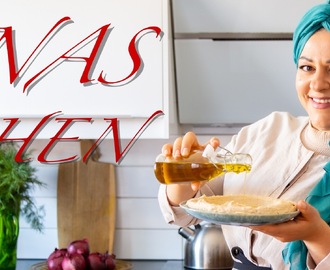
[57,140,116,254]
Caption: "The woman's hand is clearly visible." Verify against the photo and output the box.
[250,200,330,265]
[163,132,220,205]
[162,131,220,160]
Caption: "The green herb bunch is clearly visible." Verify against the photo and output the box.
[0,142,45,232]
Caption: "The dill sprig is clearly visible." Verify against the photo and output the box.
[0,142,45,232]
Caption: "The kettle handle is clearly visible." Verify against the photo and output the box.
[178,223,203,240]
[178,226,195,240]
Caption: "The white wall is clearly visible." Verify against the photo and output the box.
[17,138,179,260]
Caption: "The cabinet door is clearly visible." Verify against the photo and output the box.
[172,0,324,33]
[0,0,171,139]
[175,39,306,125]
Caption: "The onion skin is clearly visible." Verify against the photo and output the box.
[62,253,86,270]
[67,239,90,258]
[87,252,107,270]
[104,252,116,270]
[47,248,67,270]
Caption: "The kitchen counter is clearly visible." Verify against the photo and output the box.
[17,259,186,270]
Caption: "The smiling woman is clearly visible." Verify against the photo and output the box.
[296,29,330,131]
[158,1,330,269]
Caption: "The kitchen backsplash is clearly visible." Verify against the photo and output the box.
[16,135,232,260]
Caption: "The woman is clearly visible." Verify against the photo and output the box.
[158,1,330,269]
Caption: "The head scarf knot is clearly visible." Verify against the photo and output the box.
[293,0,330,65]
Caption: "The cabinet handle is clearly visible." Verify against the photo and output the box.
[175,32,293,40]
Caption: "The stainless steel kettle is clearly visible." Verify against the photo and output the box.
[178,223,233,269]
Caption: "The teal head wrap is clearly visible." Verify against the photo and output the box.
[293,0,330,65]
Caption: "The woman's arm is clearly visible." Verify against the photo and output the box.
[299,201,330,265]
[251,201,330,266]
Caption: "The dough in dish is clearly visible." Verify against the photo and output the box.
[185,195,297,215]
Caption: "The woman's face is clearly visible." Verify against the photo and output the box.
[296,28,330,131]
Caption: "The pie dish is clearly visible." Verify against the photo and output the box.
[180,195,300,226]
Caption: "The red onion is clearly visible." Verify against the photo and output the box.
[46,239,117,270]
[61,253,86,270]
[67,239,90,258]
[47,248,67,270]
[87,252,107,270]
[104,252,116,270]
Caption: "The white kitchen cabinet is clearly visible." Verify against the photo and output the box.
[172,0,324,33]
[175,39,307,125]
[172,0,318,129]
[0,0,175,139]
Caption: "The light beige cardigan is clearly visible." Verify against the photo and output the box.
[158,112,330,270]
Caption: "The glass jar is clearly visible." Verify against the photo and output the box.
[0,209,19,270]
[154,144,252,184]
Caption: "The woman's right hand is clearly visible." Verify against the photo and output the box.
[163,132,220,205]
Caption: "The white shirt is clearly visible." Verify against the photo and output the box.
[158,112,330,270]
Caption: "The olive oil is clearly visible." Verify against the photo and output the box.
[154,161,251,185]
[154,145,252,185]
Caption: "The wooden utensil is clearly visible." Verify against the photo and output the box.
[57,140,116,253]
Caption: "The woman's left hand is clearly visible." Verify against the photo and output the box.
[250,200,330,265]
[250,200,324,242]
